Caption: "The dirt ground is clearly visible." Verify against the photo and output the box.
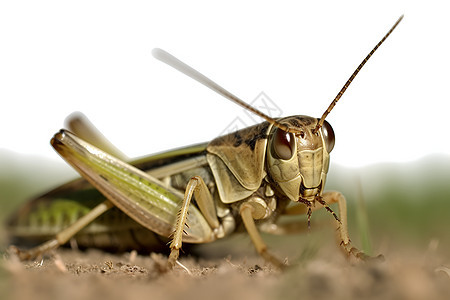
[1,154,449,300]
[2,234,449,300]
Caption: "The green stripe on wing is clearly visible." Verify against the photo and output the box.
[51,130,213,243]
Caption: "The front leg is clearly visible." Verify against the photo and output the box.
[239,198,286,269]
[322,191,383,261]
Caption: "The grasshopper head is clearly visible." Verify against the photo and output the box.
[153,16,402,202]
[266,116,335,202]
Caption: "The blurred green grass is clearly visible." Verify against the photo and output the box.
[1,149,449,257]
[327,155,450,253]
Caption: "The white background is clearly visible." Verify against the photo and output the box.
[1,1,449,168]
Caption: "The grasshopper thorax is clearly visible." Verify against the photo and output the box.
[267,116,335,202]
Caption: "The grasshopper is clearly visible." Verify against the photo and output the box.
[7,16,402,269]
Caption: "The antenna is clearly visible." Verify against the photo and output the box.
[152,48,294,133]
[152,15,403,135]
[313,15,403,133]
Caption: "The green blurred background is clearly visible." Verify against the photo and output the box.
[1,149,449,257]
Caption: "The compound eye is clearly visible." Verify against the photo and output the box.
[321,120,335,153]
[272,128,295,160]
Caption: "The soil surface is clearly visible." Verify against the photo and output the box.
[2,238,449,300]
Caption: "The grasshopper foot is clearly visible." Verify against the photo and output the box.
[7,245,29,261]
[8,239,60,261]
[167,248,179,269]
[340,241,384,263]
[349,247,384,262]
[155,249,192,274]
[8,245,42,261]
[260,248,288,270]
